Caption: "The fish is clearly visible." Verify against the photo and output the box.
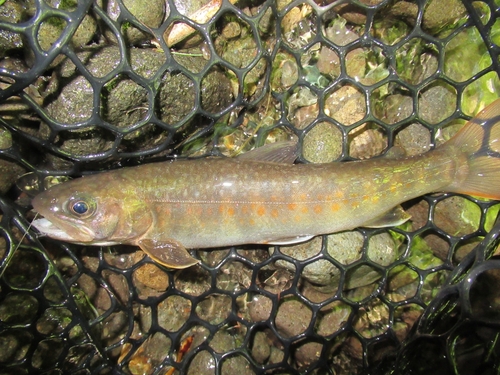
[31,99,500,269]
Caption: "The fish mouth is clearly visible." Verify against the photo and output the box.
[31,215,96,243]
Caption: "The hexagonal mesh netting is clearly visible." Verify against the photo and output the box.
[1,0,500,374]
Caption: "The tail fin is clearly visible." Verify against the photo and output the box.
[444,99,500,199]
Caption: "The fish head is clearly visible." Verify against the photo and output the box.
[31,175,153,246]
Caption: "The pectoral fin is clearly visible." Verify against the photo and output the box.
[138,238,200,269]
[363,206,411,228]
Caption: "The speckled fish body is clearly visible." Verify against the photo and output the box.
[32,99,500,268]
[72,151,453,248]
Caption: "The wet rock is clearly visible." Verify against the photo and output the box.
[195,294,232,325]
[275,232,396,290]
[325,85,366,127]
[295,341,322,369]
[220,354,254,375]
[40,46,232,169]
[248,294,273,322]
[101,0,165,45]
[174,267,212,297]
[333,0,381,25]
[324,16,359,46]
[316,300,351,337]
[418,84,457,125]
[210,329,237,353]
[163,0,220,47]
[0,126,13,150]
[122,332,171,375]
[0,0,26,57]
[133,260,170,292]
[221,21,242,40]
[251,331,271,364]
[187,350,215,375]
[380,94,413,125]
[36,307,72,335]
[274,299,312,337]
[276,55,298,90]
[0,146,25,195]
[2,247,47,289]
[26,0,97,67]
[302,121,343,163]
[287,86,319,131]
[377,94,431,156]
[423,0,467,33]
[0,329,32,363]
[384,1,419,26]
[317,46,340,79]
[0,293,39,325]
[407,196,482,261]
[155,295,191,332]
[348,124,387,159]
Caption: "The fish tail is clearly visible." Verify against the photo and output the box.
[444,99,500,200]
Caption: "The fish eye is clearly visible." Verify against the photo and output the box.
[67,197,96,217]
[71,201,88,215]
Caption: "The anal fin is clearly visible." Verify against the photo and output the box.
[363,206,411,228]
[266,235,315,245]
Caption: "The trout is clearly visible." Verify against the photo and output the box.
[32,99,500,268]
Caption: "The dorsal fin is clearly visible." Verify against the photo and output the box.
[382,146,406,159]
[237,142,298,164]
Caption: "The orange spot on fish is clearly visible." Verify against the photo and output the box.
[371,195,380,203]
[301,206,308,214]
[218,205,224,213]
[287,203,297,210]
[271,208,279,218]
[242,205,249,214]
[334,190,344,199]
[257,206,266,216]
[314,205,322,214]
[227,207,235,216]
[331,202,340,212]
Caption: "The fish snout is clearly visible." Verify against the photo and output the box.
[31,192,59,216]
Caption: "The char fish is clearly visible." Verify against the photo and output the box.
[32,99,500,268]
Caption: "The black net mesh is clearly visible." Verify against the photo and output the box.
[1,0,500,374]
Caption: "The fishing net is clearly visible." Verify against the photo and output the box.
[1,0,500,373]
